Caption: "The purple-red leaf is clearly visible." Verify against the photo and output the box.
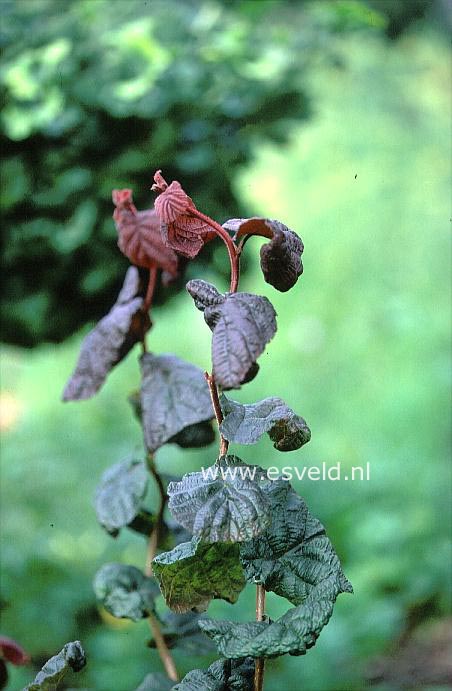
[0,636,30,665]
[113,188,179,278]
[186,280,277,389]
[62,267,150,401]
[223,217,304,292]
[152,171,216,259]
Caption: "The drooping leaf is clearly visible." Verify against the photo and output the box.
[140,353,214,452]
[113,188,179,277]
[168,421,216,448]
[0,636,30,665]
[199,481,353,659]
[62,267,150,401]
[223,217,304,292]
[152,171,216,259]
[149,611,216,654]
[153,537,245,613]
[220,395,311,451]
[23,641,86,691]
[172,657,254,691]
[94,458,148,536]
[167,456,271,543]
[135,672,174,691]
[93,563,159,621]
[186,281,277,389]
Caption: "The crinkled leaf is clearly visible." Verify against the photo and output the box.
[94,458,148,536]
[149,611,216,654]
[152,171,216,259]
[223,218,304,292]
[0,636,30,665]
[220,395,311,452]
[93,563,159,621]
[113,188,179,276]
[200,482,353,658]
[153,537,245,613]
[140,353,214,452]
[135,673,174,691]
[186,281,277,389]
[62,267,150,401]
[23,641,86,691]
[167,456,271,543]
[172,657,254,691]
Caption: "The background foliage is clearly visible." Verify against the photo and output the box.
[1,0,451,690]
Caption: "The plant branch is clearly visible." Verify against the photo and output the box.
[148,613,179,682]
[254,585,266,691]
[205,372,228,457]
[143,265,158,312]
[145,452,167,577]
[190,208,240,293]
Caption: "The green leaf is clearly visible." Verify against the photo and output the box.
[220,395,311,451]
[199,481,353,658]
[135,672,174,691]
[94,458,148,536]
[153,537,245,613]
[172,657,254,691]
[23,641,86,691]
[149,611,216,654]
[140,353,214,452]
[167,456,271,543]
[93,563,159,621]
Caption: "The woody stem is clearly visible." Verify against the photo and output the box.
[254,585,266,691]
[205,372,228,457]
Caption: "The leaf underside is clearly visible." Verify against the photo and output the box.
[186,280,277,389]
[140,353,214,452]
[62,267,150,401]
[172,657,255,691]
[94,458,148,535]
[24,641,86,691]
[167,456,272,543]
[220,394,311,451]
[153,537,245,613]
[199,480,352,659]
[93,563,159,621]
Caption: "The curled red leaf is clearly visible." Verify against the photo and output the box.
[113,189,179,279]
[152,171,216,259]
[0,636,30,665]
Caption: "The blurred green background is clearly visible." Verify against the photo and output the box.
[1,0,451,689]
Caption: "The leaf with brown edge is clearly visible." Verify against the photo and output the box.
[62,267,150,401]
[113,188,179,278]
[223,217,304,292]
[152,170,216,259]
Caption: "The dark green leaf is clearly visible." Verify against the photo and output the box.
[220,395,311,452]
[93,563,159,621]
[135,672,174,691]
[200,481,352,658]
[140,353,214,452]
[153,537,245,613]
[128,509,156,538]
[186,281,277,389]
[167,456,271,543]
[94,458,148,536]
[62,267,150,401]
[23,641,86,691]
[172,657,254,691]
[149,611,216,654]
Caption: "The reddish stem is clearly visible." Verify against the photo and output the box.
[190,208,240,293]
[205,372,228,457]
[144,265,158,312]
[254,585,266,691]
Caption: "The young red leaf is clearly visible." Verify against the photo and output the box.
[152,170,216,259]
[62,267,150,401]
[223,217,304,292]
[0,636,30,665]
[113,188,179,278]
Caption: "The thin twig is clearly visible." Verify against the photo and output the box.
[144,265,159,312]
[254,584,266,691]
[190,208,240,293]
[145,453,167,576]
[205,371,228,457]
[148,613,179,682]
